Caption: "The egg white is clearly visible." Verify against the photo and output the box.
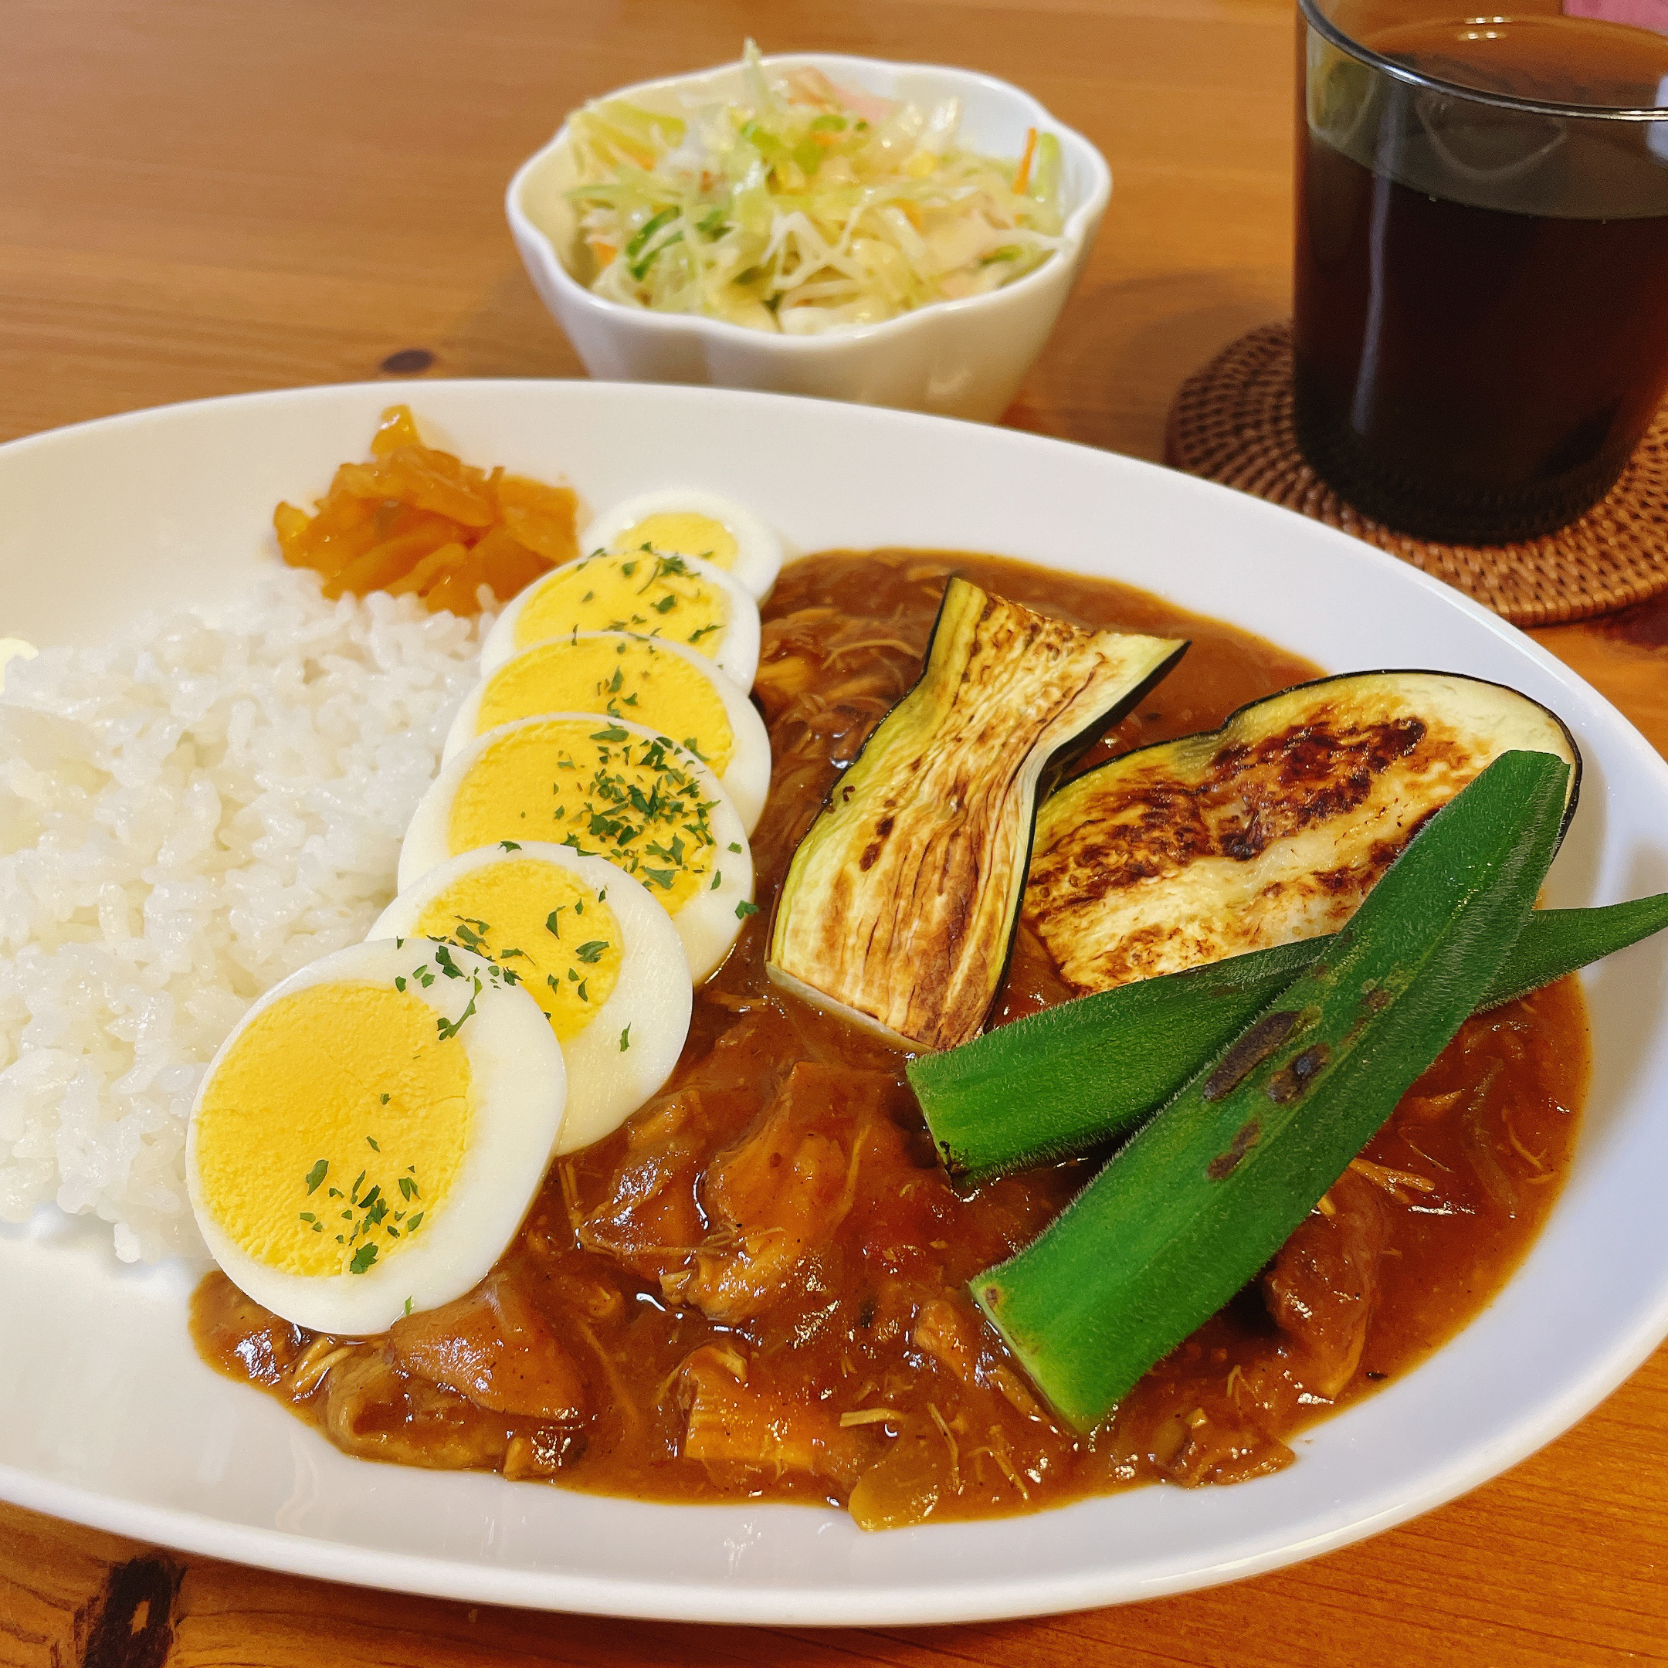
[443,631,771,834]
[373,843,691,1154]
[185,938,566,1335]
[400,713,756,983]
[579,488,783,601]
[479,549,761,690]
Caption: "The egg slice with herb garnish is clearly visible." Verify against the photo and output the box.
[400,714,756,982]
[580,489,783,602]
[443,631,771,834]
[479,547,760,689]
[374,844,691,1153]
[186,938,565,1335]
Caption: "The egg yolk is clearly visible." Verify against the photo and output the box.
[194,981,471,1278]
[610,512,739,572]
[513,552,728,659]
[449,719,716,914]
[475,637,735,775]
[412,859,623,1043]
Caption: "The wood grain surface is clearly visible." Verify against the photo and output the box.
[2,1,1665,1663]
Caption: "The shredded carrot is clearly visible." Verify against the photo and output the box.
[1013,126,1039,193]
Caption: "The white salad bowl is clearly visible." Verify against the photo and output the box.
[506,54,1112,422]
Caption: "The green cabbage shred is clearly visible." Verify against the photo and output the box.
[562,41,1067,332]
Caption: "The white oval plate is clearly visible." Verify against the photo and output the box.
[2,381,1666,1626]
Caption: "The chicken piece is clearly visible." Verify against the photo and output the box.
[1137,1403,1297,1488]
[390,1272,586,1422]
[492,474,578,565]
[579,1011,811,1287]
[912,1297,980,1387]
[678,1345,868,1489]
[753,607,843,718]
[322,1346,511,1470]
[1261,1169,1389,1399]
[578,1091,708,1284]
[912,1296,1051,1423]
[682,1062,901,1323]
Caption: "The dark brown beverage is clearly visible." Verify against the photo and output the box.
[1293,14,1668,543]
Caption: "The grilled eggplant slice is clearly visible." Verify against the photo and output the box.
[1025,670,1580,995]
[767,577,1187,1051]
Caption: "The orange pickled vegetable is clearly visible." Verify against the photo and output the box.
[469,525,554,602]
[274,467,384,578]
[323,517,466,601]
[273,501,315,564]
[494,475,580,565]
[386,541,470,599]
[375,449,496,528]
[273,406,577,615]
[424,554,492,616]
[371,404,424,456]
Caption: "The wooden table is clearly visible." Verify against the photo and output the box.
[3,2,1666,1663]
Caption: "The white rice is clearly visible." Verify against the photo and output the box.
[0,567,487,1262]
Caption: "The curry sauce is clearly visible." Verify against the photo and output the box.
[193,550,1588,1528]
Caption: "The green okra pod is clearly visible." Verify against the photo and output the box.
[911,892,1668,1182]
[972,750,1571,1432]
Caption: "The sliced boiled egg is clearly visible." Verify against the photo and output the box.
[400,714,755,982]
[580,489,783,601]
[186,937,565,1335]
[478,549,760,690]
[373,843,691,1154]
[443,631,770,834]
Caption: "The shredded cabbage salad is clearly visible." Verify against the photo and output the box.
[563,43,1067,333]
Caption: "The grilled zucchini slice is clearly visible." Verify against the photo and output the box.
[1025,670,1579,996]
[767,577,1186,1051]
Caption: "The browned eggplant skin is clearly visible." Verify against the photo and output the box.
[1126,668,1582,831]
[1025,669,1582,997]
[967,636,1191,1036]
[766,576,1189,1050]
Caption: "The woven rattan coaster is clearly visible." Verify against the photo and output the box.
[1164,321,1668,628]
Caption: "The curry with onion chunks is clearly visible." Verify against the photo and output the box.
[192,550,1588,1527]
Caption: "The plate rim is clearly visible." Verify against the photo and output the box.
[3,376,1667,1626]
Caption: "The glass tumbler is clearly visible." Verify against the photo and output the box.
[1292,0,1668,543]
